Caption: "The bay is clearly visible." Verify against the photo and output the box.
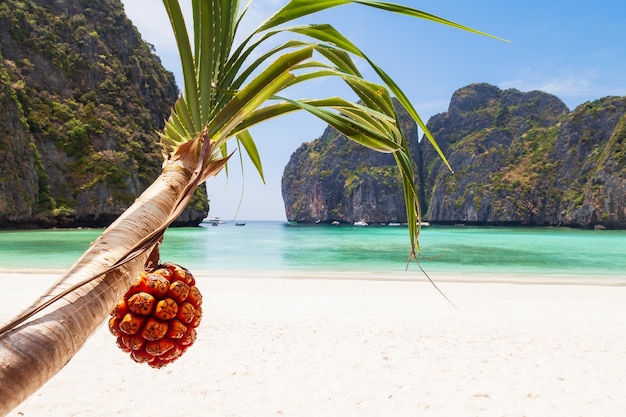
[0,221,624,282]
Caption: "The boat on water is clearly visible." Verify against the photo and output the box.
[206,216,223,226]
[353,220,368,226]
[235,221,246,226]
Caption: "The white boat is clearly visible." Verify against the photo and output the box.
[353,220,368,226]
[206,216,223,226]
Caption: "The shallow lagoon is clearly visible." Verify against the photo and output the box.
[1,222,624,283]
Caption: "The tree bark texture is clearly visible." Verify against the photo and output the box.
[0,166,192,416]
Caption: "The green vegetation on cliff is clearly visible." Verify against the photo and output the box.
[283,84,626,229]
[0,0,208,227]
[421,85,626,228]
[282,101,415,224]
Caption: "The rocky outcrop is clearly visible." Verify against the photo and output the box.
[424,84,570,225]
[282,83,626,229]
[425,85,625,229]
[0,62,39,223]
[282,101,419,224]
[0,0,208,228]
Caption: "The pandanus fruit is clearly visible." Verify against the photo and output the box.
[108,263,202,368]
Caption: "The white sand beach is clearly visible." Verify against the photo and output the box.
[1,271,625,417]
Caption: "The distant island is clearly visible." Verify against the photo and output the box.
[282,83,625,229]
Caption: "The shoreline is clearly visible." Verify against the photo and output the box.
[1,268,625,286]
[2,271,625,416]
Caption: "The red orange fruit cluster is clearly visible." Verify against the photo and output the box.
[108,263,202,368]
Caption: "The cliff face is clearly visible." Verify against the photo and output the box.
[282,101,418,224]
[282,83,626,229]
[548,97,626,227]
[0,62,38,222]
[0,0,208,227]
[425,84,570,225]
[426,85,625,228]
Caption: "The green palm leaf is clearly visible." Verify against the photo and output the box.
[236,130,265,183]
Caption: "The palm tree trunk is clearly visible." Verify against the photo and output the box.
[0,164,193,416]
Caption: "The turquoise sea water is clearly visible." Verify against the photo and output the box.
[0,221,625,282]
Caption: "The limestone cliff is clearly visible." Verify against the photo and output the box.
[425,84,625,228]
[282,101,419,224]
[282,83,626,229]
[425,83,570,225]
[0,0,208,227]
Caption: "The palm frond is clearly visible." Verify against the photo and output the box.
[236,130,265,183]
[256,0,508,42]
[162,0,201,131]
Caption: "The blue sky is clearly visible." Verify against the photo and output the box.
[121,0,626,221]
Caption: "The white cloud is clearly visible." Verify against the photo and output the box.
[500,75,594,97]
[121,1,177,48]
[499,71,626,110]
[120,1,188,84]
[120,1,290,85]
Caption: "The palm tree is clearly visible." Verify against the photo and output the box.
[0,0,501,414]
